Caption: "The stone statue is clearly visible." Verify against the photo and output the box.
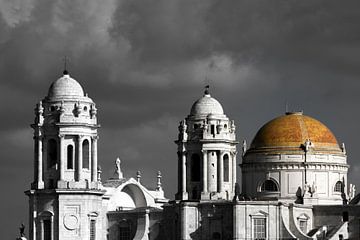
[309,182,317,197]
[20,223,25,237]
[304,139,313,152]
[242,140,247,156]
[295,186,304,204]
[349,184,356,200]
[114,157,123,179]
[230,120,236,133]
[341,142,346,154]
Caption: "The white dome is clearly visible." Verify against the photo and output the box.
[190,93,224,116]
[47,72,84,99]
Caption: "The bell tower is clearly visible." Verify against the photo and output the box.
[175,87,238,201]
[26,71,105,240]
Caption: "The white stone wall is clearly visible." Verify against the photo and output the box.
[242,152,348,204]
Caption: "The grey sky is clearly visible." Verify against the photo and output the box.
[1,0,360,237]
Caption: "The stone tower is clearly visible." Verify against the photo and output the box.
[26,71,105,240]
[175,87,238,201]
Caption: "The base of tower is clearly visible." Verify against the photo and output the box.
[175,191,188,200]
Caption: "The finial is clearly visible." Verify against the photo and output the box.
[63,56,69,75]
[136,170,141,182]
[204,85,210,95]
[156,171,163,191]
[97,165,102,182]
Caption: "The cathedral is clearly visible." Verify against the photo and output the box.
[23,70,360,240]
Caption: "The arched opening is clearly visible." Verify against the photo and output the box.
[39,211,53,240]
[191,154,201,182]
[82,139,90,169]
[121,184,147,208]
[223,154,229,182]
[47,139,57,168]
[260,179,279,192]
[67,145,74,169]
[334,181,343,192]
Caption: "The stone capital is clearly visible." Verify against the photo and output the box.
[91,135,99,141]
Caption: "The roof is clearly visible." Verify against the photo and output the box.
[248,112,342,154]
[189,93,224,116]
[47,72,84,99]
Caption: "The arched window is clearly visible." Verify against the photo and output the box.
[67,145,74,169]
[260,179,279,192]
[47,139,57,168]
[297,214,309,234]
[39,211,53,240]
[334,181,343,192]
[191,154,200,181]
[90,220,96,240]
[223,154,229,182]
[82,139,90,169]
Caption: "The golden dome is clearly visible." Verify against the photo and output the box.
[249,112,342,154]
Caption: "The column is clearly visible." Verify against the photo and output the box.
[91,136,98,182]
[37,136,44,188]
[40,220,44,240]
[182,151,187,193]
[77,135,83,181]
[218,151,224,193]
[33,136,37,183]
[59,134,65,181]
[232,151,237,188]
[202,150,208,193]
[180,204,188,240]
[51,215,54,240]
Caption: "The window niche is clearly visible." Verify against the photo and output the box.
[250,211,268,240]
[297,214,309,234]
[82,139,90,169]
[67,145,74,169]
[88,212,98,240]
[260,179,279,192]
[334,181,343,193]
[39,211,53,240]
[47,139,57,169]
[223,154,229,182]
[191,154,201,182]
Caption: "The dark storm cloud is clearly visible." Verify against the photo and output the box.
[1,0,360,237]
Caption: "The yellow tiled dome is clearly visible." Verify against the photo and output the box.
[249,112,342,154]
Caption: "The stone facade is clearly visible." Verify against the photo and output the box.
[25,72,360,240]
